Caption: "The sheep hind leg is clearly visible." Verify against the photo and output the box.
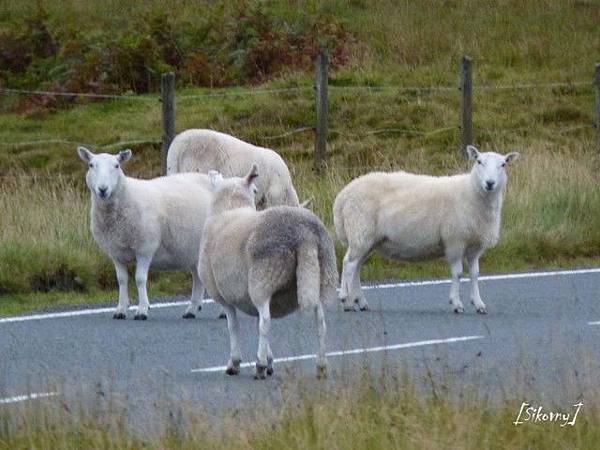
[351,257,368,311]
[254,302,271,380]
[223,304,242,376]
[447,256,464,314]
[340,248,368,312]
[315,303,328,379]
[466,252,487,314]
[183,269,204,319]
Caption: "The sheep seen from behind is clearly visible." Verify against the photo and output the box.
[199,164,337,379]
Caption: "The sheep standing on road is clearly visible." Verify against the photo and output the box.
[77,147,212,320]
[166,129,300,208]
[199,164,337,379]
[333,145,520,314]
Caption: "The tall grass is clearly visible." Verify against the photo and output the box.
[1,369,599,449]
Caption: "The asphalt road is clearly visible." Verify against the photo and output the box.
[1,267,599,429]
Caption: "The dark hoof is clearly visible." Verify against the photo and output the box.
[134,314,147,321]
[182,312,196,319]
[476,308,488,315]
[218,313,227,320]
[359,305,369,311]
[453,307,464,314]
[225,367,240,376]
[254,364,267,380]
[113,313,126,320]
[266,357,274,376]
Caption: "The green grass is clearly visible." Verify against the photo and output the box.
[2,367,599,449]
[1,0,600,313]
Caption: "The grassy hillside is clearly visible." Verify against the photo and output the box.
[1,0,600,312]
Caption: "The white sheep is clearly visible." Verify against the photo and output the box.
[77,147,212,320]
[333,145,520,314]
[199,164,337,379]
[166,129,300,208]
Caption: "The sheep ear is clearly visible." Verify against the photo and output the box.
[466,145,480,161]
[244,163,259,186]
[77,146,93,163]
[208,170,223,187]
[504,152,520,164]
[118,149,132,163]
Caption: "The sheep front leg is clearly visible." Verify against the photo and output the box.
[223,304,242,375]
[113,260,129,319]
[134,255,152,320]
[183,269,205,319]
[466,252,487,314]
[255,302,271,380]
[315,303,328,379]
[447,255,464,314]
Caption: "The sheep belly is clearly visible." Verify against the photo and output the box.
[375,235,444,261]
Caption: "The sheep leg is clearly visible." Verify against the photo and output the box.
[223,304,242,375]
[134,255,152,320]
[113,260,129,319]
[447,256,464,314]
[340,248,366,312]
[315,303,328,379]
[351,257,368,311]
[266,340,274,376]
[255,301,271,380]
[183,269,205,319]
[466,252,487,314]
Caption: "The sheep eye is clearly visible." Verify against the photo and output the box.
[501,162,506,168]
[89,163,94,168]
[114,164,119,169]
[477,160,483,165]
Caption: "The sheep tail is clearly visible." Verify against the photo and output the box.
[296,243,321,313]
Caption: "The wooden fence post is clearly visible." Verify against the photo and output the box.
[314,51,328,174]
[161,72,175,176]
[595,63,600,157]
[459,55,473,157]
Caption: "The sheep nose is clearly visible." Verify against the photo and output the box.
[98,186,108,196]
[485,180,495,190]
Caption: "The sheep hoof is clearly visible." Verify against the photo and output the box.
[134,314,147,321]
[266,357,274,376]
[182,312,196,319]
[359,304,369,311]
[225,367,240,376]
[453,307,464,314]
[476,307,487,315]
[343,306,355,312]
[254,364,267,380]
[197,305,202,311]
[113,313,126,320]
[218,312,227,320]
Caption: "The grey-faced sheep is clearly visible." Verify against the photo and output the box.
[199,164,337,379]
[77,147,212,320]
[166,129,300,208]
[333,145,520,314]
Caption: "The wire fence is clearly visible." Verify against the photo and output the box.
[1,55,599,165]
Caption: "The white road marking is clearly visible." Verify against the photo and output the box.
[2,267,599,324]
[0,299,214,324]
[191,335,485,373]
[363,267,600,290]
[588,321,600,326]
[0,391,58,405]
